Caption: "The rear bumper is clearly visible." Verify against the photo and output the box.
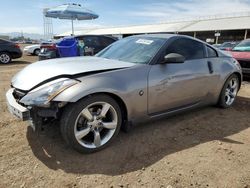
[6,88,30,121]
[11,51,22,59]
[38,51,58,60]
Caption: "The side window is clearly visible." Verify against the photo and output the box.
[166,38,205,60]
[83,36,100,47]
[206,46,218,58]
[100,37,115,46]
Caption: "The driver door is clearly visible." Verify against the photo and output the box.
[148,38,211,115]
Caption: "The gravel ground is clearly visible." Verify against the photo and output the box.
[0,48,250,188]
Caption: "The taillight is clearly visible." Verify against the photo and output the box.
[41,44,57,50]
[14,44,20,48]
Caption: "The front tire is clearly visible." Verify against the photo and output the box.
[60,94,122,153]
[218,74,239,108]
[0,52,11,64]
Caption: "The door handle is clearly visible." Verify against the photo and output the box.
[207,61,214,74]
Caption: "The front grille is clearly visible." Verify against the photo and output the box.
[238,60,250,69]
[13,89,26,101]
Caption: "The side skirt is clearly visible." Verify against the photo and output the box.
[149,101,201,119]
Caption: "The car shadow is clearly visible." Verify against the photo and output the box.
[0,60,31,66]
[26,96,250,175]
[11,60,31,65]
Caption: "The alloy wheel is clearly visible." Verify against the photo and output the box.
[224,77,238,106]
[74,101,118,149]
[0,53,10,64]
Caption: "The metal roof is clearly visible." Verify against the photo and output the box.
[86,21,193,35]
[56,13,250,37]
[180,16,250,32]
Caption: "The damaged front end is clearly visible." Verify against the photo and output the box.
[6,78,79,132]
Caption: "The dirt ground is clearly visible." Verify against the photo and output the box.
[0,47,250,188]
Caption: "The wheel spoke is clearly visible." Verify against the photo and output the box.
[94,130,101,147]
[102,121,117,129]
[231,82,237,89]
[100,103,111,117]
[81,108,93,121]
[75,127,91,140]
[225,94,231,104]
[229,92,236,98]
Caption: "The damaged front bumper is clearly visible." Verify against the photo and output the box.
[6,88,63,132]
[6,88,30,121]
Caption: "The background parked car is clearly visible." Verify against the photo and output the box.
[212,44,221,48]
[38,35,117,60]
[38,42,58,60]
[229,39,250,75]
[0,38,22,64]
[77,35,117,55]
[23,44,41,55]
[218,41,239,51]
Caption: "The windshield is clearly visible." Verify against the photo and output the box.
[96,36,166,64]
[232,40,250,52]
[221,42,236,48]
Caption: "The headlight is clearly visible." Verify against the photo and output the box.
[20,78,79,106]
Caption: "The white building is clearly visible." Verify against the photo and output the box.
[56,12,250,44]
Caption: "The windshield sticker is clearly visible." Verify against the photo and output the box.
[136,39,154,45]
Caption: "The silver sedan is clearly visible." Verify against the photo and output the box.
[6,34,242,153]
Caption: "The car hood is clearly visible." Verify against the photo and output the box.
[229,51,250,60]
[12,56,135,91]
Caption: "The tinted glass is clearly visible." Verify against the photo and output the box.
[100,37,115,46]
[166,38,204,60]
[207,46,217,57]
[96,37,166,64]
[83,36,100,47]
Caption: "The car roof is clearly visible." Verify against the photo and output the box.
[131,33,208,45]
[132,33,177,39]
[0,38,11,43]
[243,39,250,41]
[76,35,117,40]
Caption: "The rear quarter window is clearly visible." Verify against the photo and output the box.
[206,46,218,58]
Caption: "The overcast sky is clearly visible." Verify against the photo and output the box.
[1,0,250,35]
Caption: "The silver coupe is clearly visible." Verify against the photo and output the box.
[6,34,242,153]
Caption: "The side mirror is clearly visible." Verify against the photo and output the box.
[162,53,185,64]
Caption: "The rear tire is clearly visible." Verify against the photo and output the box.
[0,52,11,64]
[33,49,40,56]
[60,94,122,153]
[218,74,239,108]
